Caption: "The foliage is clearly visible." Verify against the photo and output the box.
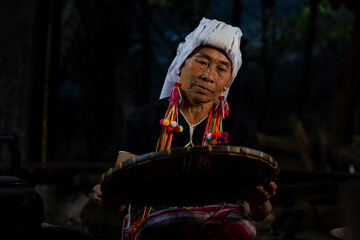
[245,0,354,58]
[314,0,354,51]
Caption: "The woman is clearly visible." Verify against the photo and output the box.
[94,18,277,239]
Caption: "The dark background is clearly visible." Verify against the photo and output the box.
[1,0,360,239]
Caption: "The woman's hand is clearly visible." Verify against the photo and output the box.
[243,181,277,205]
[92,152,137,213]
[242,181,277,221]
[93,184,104,206]
[92,183,127,213]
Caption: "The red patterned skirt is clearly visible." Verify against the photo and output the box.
[132,203,256,240]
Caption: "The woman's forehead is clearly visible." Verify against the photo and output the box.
[189,46,231,65]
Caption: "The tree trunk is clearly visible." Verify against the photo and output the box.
[139,0,150,105]
[75,0,129,161]
[299,0,319,133]
[232,0,242,27]
[257,0,274,129]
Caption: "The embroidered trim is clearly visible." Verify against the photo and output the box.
[179,109,208,147]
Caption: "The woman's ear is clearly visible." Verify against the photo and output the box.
[178,63,185,76]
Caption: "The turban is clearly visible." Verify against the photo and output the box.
[160,17,243,100]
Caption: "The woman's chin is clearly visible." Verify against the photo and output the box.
[188,97,214,106]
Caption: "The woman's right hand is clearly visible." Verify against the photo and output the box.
[93,184,104,206]
[92,183,127,213]
[93,152,136,213]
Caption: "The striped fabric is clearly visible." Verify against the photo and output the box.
[134,203,256,240]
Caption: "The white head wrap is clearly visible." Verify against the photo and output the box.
[160,17,243,100]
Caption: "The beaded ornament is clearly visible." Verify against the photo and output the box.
[157,81,230,151]
[201,93,229,146]
[156,80,184,151]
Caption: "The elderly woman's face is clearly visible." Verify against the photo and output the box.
[179,46,232,105]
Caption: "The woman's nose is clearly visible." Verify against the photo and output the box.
[201,65,216,83]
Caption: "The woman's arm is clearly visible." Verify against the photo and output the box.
[115,152,137,165]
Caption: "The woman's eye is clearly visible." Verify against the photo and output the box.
[194,58,208,66]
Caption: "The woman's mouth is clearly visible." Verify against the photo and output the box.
[194,84,213,94]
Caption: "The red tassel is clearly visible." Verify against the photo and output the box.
[216,94,229,119]
[169,81,183,105]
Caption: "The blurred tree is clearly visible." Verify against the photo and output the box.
[244,0,355,171]
[74,0,132,161]
[257,0,276,129]
[299,0,319,133]
[328,0,360,170]
[232,0,243,26]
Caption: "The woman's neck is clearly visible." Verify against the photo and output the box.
[180,99,214,125]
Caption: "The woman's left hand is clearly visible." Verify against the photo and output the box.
[242,181,277,221]
[243,181,277,205]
